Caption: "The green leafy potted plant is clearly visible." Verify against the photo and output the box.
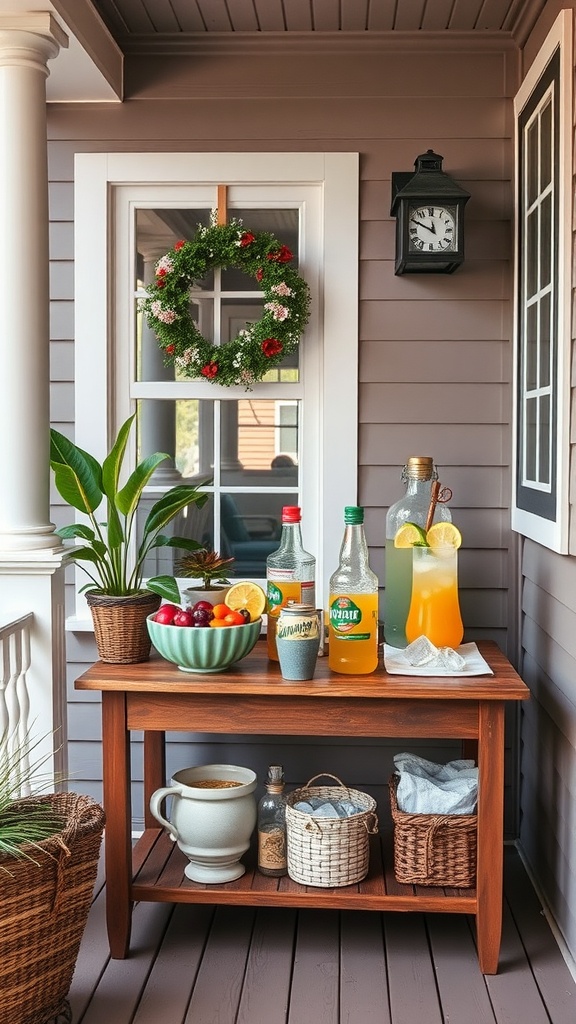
[0,731,105,1024]
[176,547,235,607]
[50,413,208,662]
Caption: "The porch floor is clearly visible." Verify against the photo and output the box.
[68,846,576,1024]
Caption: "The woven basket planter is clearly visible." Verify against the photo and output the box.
[0,792,105,1024]
[86,590,161,663]
[286,773,378,888]
[389,774,477,887]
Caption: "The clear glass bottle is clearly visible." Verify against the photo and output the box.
[384,457,451,649]
[257,765,288,876]
[266,506,316,661]
[328,506,379,675]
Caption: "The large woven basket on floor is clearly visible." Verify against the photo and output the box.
[0,792,105,1024]
[86,589,161,663]
[286,773,378,887]
[389,773,477,887]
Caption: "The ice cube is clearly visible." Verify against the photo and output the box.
[405,635,439,666]
[438,647,466,671]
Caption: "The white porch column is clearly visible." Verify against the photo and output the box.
[0,15,68,786]
[0,14,67,553]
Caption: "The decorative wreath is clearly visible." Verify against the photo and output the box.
[140,216,311,389]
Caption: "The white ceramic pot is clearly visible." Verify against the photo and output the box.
[182,586,231,609]
[149,763,257,883]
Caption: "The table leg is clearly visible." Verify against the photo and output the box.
[476,700,505,974]
[102,691,133,958]
[143,731,166,828]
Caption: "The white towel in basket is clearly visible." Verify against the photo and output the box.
[393,752,478,815]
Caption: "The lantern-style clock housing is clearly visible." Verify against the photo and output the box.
[390,150,471,275]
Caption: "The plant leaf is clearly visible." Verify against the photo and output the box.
[143,486,209,537]
[115,453,171,517]
[55,524,96,542]
[50,429,103,513]
[151,535,204,552]
[146,576,181,603]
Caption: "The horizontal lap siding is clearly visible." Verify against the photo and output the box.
[519,538,576,960]
[48,40,518,832]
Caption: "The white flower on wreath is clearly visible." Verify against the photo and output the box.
[155,255,174,275]
[176,347,198,367]
[265,301,290,321]
[271,282,292,297]
[151,301,178,324]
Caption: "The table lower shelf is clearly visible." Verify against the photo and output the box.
[131,829,477,915]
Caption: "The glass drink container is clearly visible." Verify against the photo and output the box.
[405,545,464,650]
[266,507,316,661]
[328,506,379,675]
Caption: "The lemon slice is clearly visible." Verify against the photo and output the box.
[225,581,266,622]
[394,522,429,548]
[426,522,462,550]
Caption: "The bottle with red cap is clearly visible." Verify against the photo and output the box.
[266,506,316,661]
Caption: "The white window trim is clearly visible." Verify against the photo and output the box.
[512,10,573,553]
[72,152,359,625]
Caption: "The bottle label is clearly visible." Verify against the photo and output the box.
[277,606,320,641]
[258,827,287,870]
[329,595,370,640]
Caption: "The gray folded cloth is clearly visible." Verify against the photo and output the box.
[393,753,478,815]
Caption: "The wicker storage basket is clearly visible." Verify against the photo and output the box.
[87,590,161,663]
[389,773,477,887]
[0,792,105,1024]
[286,773,378,887]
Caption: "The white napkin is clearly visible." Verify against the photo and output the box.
[393,753,478,815]
[384,641,493,677]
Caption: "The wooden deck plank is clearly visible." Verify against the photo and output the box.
[503,850,576,1023]
[183,906,255,1023]
[288,910,340,1024]
[427,914,497,1022]
[236,908,297,1024]
[384,912,444,1024]
[131,905,215,1024]
[483,900,552,1023]
[340,911,391,1023]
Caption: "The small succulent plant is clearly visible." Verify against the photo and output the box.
[176,548,235,590]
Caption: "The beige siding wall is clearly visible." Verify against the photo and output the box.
[48,40,519,828]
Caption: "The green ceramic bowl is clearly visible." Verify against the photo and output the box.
[146,614,261,673]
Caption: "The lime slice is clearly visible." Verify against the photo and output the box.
[225,581,266,622]
[426,522,462,550]
[394,522,429,548]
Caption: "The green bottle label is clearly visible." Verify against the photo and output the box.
[267,582,283,612]
[330,596,363,635]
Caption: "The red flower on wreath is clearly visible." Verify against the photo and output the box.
[201,362,219,379]
[157,280,165,289]
[156,267,167,277]
[166,344,175,355]
[255,268,264,282]
[174,239,185,251]
[267,245,292,263]
[240,231,255,247]
[262,338,283,358]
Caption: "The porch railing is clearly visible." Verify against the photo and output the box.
[0,612,33,796]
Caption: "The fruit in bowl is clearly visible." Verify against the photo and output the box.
[146,582,265,673]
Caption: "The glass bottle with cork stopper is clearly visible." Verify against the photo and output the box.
[257,765,288,876]
[384,457,452,649]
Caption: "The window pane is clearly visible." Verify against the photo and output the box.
[526,119,539,206]
[221,399,300,483]
[540,97,552,190]
[538,394,551,484]
[526,303,538,390]
[540,192,552,288]
[539,293,551,388]
[525,397,537,481]
[526,210,538,297]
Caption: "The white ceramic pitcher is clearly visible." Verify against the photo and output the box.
[149,763,257,883]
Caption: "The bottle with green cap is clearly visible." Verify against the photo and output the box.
[328,506,379,674]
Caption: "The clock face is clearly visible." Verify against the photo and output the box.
[408,205,457,253]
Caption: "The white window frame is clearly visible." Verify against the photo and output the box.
[72,152,359,624]
[512,10,573,552]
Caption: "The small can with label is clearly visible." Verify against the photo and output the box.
[275,603,322,681]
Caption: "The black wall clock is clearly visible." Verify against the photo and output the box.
[390,150,471,275]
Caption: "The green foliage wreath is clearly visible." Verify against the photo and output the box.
[140,218,311,389]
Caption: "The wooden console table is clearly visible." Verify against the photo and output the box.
[75,640,529,974]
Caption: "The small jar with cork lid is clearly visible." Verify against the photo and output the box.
[257,765,288,876]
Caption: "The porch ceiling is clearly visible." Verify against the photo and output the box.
[90,0,548,51]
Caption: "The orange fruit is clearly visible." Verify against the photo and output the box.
[224,610,246,627]
[209,618,228,627]
[225,581,266,622]
[212,603,231,619]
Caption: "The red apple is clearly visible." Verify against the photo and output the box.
[154,603,180,625]
[192,600,214,613]
[173,609,194,628]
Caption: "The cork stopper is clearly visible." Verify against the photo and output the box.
[266,764,285,792]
